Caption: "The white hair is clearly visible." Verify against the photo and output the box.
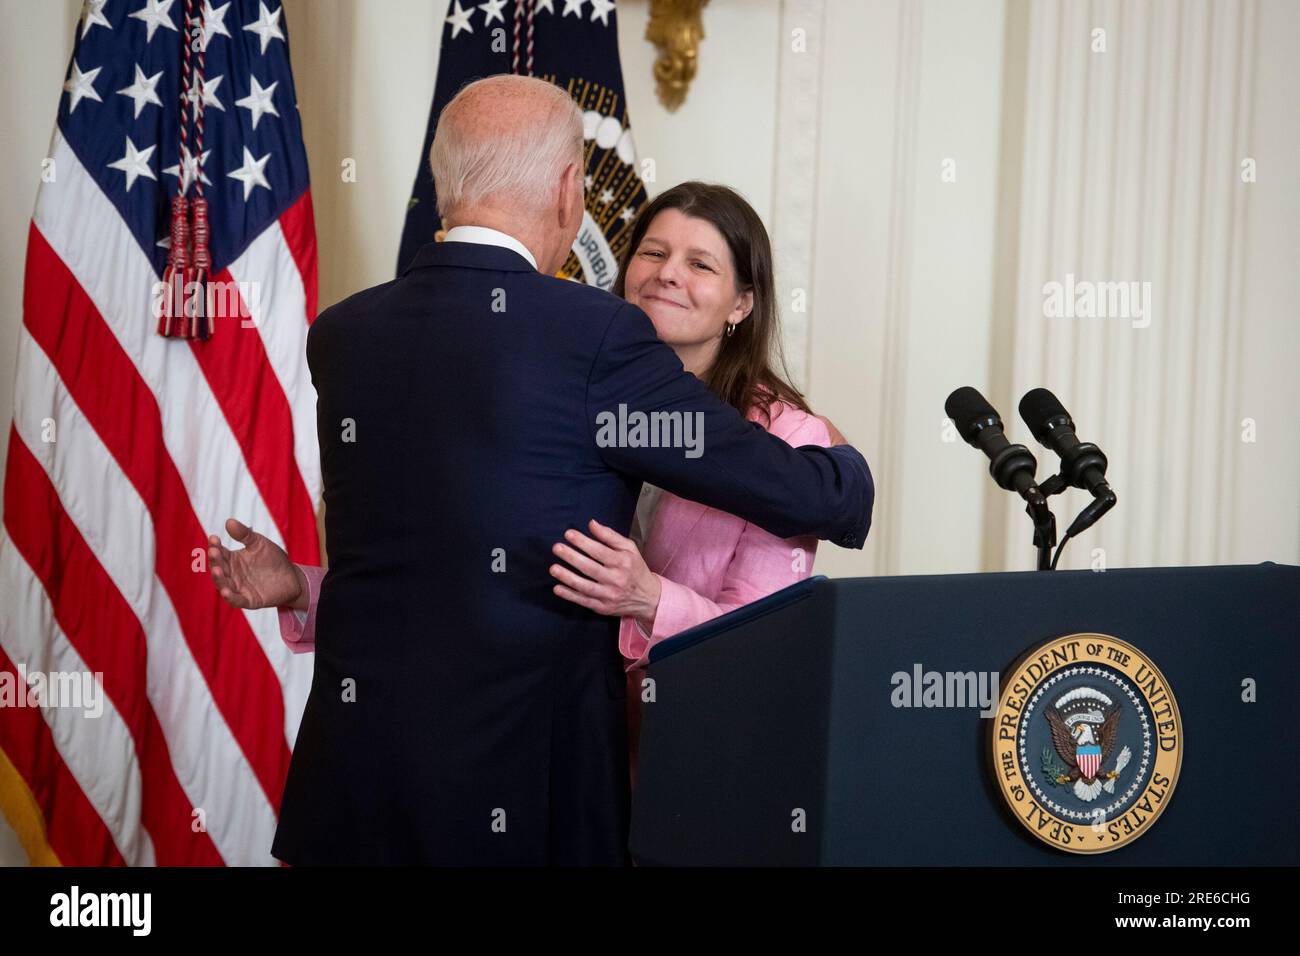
[428,74,583,220]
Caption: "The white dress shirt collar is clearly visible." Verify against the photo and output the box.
[442,225,538,271]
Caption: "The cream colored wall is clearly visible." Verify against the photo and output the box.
[0,0,80,515]
[808,0,1010,579]
[0,4,77,868]
[986,0,1300,575]
[1227,0,1300,568]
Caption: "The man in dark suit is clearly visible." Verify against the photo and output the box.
[211,75,872,864]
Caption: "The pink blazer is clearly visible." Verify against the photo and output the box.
[618,398,829,669]
[278,400,830,664]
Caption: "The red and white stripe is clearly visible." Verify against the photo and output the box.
[1079,752,1100,781]
[0,130,320,865]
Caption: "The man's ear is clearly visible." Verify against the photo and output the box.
[557,161,582,229]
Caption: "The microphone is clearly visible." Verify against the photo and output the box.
[1018,388,1116,537]
[944,386,1044,507]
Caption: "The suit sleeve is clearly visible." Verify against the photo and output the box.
[586,303,873,547]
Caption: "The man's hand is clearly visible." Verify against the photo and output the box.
[208,518,308,611]
[817,415,849,447]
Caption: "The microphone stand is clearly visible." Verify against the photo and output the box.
[1036,474,1117,570]
[985,435,1058,571]
[1024,488,1056,571]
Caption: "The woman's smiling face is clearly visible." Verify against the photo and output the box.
[622,208,753,357]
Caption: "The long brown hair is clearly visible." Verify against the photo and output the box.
[612,182,811,425]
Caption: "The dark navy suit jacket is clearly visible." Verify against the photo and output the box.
[272,240,873,865]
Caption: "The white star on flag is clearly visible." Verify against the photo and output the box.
[188,74,226,112]
[228,146,272,199]
[107,136,157,191]
[163,146,213,192]
[478,0,507,26]
[200,0,233,49]
[619,207,635,223]
[589,0,614,25]
[598,189,614,204]
[80,0,112,38]
[563,0,587,18]
[129,0,178,43]
[243,1,285,54]
[584,174,594,188]
[63,60,103,114]
[536,0,556,12]
[236,75,279,129]
[446,1,474,38]
[117,64,164,119]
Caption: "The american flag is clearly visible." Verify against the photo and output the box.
[0,0,319,865]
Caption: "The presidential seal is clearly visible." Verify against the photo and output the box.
[991,633,1182,854]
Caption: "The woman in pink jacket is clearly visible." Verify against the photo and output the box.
[543,182,834,776]
[209,182,841,776]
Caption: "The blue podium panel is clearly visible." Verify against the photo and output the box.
[630,564,1298,866]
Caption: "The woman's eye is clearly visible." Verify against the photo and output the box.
[640,250,662,259]
[692,261,714,272]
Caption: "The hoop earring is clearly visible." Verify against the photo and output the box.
[725,322,736,338]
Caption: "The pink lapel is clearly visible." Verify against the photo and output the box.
[645,491,710,573]
[645,404,775,574]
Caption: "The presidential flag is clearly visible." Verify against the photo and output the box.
[398,0,647,288]
[0,0,320,865]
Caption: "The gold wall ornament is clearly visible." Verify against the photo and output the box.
[646,0,709,112]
